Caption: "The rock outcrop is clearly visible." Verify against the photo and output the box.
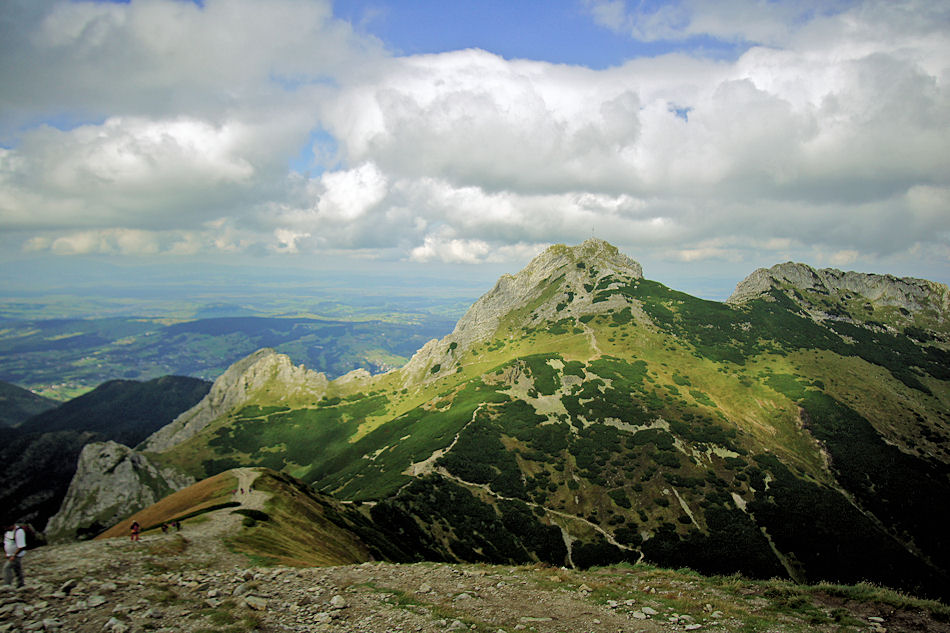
[450,238,642,348]
[728,261,950,319]
[44,441,194,541]
[141,348,329,453]
[400,238,643,382]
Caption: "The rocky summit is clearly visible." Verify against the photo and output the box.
[30,239,950,614]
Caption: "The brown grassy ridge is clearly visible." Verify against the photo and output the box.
[96,469,238,539]
[225,470,375,567]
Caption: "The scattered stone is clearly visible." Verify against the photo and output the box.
[87,595,107,608]
[232,582,254,596]
[454,592,472,601]
[244,596,268,611]
[58,580,78,596]
[329,595,347,610]
[632,611,647,620]
[641,606,658,616]
[869,617,885,623]
[684,625,702,631]
[519,616,553,623]
[102,617,129,633]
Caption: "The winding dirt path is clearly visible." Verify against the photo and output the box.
[231,467,268,512]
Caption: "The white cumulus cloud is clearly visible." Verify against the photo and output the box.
[1,0,947,286]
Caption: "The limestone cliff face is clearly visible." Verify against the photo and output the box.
[400,238,643,383]
[728,262,950,321]
[44,441,194,541]
[141,348,330,453]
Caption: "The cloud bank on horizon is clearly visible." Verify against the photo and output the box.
[1,0,948,284]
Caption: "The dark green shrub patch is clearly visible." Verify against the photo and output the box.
[750,454,950,599]
[608,488,632,508]
[562,360,586,377]
[797,392,950,569]
[572,535,629,568]
[521,354,563,395]
[630,428,675,451]
[498,499,567,565]
[641,507,785,579]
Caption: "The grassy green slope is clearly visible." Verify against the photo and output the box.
[153,254,950,599]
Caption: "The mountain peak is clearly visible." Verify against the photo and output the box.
[727,261,950,325]
[401,239,643,381]
[141,348,329,453]
[452,238,641,344]
[535,238,641,275]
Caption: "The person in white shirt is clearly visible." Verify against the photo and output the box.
[3,523,27,588]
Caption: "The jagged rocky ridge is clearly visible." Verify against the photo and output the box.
[142,350,330,453]
[729,261,950,310]
[729,262,950,335]
[44,239,950,600]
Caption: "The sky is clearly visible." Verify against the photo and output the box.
[1,0,948,307]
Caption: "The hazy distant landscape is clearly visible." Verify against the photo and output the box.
[0,258,504,397]
[0,313,456,399]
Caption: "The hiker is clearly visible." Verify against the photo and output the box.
[174,520,181,531]
[3,523,27,588]
[161,523,168,534]
[130,521,141,542]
